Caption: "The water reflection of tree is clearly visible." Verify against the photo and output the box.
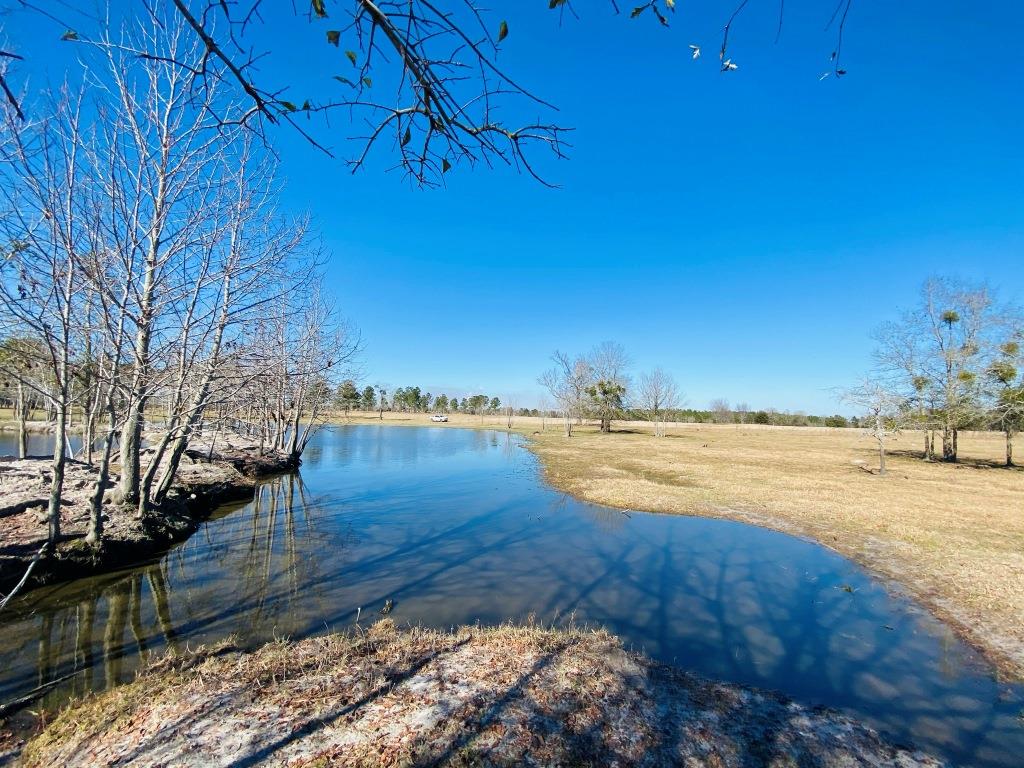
[576,498,627,534]
[147,565,178,654]
[2,472,332,711]
[36,614,53,688]
[129,575,150,665]
[502,431,517,462]
[102,581,129,690]
[73,598,95,696]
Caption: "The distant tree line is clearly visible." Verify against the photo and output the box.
[332,382,504,416]
[537,341,860,438]
[622,405,855,429]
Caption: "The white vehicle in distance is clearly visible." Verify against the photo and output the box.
[430,414,449,422]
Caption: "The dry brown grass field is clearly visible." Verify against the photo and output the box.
[338,410,1024,678]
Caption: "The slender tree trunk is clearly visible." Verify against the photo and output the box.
[15,382,27,459]
[45,268,76,548]
[286,410,301,457]
[155,350,227,503]
[87,366,122,546]
[120,302,153,506]
[87,278,132,546]
[1007,428,1014,468]
[80,300,95,466]
[87,429,116,547]
[153,431,188,503]
[140,426,177,515]
[875,411,887,476]
[46,396,68,546]
[119,180,165,505]
[83,402,94,466]
[952,428,959,462]
[140,334,194,513]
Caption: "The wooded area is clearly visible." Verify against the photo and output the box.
[0,9,358,564]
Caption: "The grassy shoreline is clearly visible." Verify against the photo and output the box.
[332,411,1024,680]
[19,620,941,767]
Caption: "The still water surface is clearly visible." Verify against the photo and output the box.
[0,431,83,457]
[1,426,1022,766]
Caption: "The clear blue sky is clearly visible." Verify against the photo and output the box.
[5,2,1023,413]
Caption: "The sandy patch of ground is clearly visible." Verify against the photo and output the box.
[20,620,941,768]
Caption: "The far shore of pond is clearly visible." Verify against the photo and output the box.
[334,410,1024,681]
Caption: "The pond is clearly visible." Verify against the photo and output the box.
[0,431,84,458]
[1,425,1022,766]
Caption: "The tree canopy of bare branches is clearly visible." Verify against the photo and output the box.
[842,379,910,476]
[873,277,1018,463]
[637,367,680,437]
[1,1,861,186]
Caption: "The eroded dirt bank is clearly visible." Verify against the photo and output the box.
[19,620,941,767]
[0,438,297,593]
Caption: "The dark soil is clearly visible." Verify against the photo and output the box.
[0,440,297,594]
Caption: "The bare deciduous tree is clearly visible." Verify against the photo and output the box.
[588,341,631,392]
[539,350,592,437]
[874,278,1014,462]
[735,402,750,424]
[637,368,680,437]
[0,7,359,565]
[987,338,1024,467]
[0,86,93,548]
[709,398,732,425]
[843,380,909,476]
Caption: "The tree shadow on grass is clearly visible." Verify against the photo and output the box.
[886,449,1022,471]
[227,636,472,768]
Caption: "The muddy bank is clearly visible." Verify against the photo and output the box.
[16,621,942,768]
[0,439,297,594]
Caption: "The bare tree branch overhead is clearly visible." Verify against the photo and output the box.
[1,1,857,185]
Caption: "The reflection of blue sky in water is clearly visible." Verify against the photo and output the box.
[0,433,84,457]
[1,425,1021,766]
